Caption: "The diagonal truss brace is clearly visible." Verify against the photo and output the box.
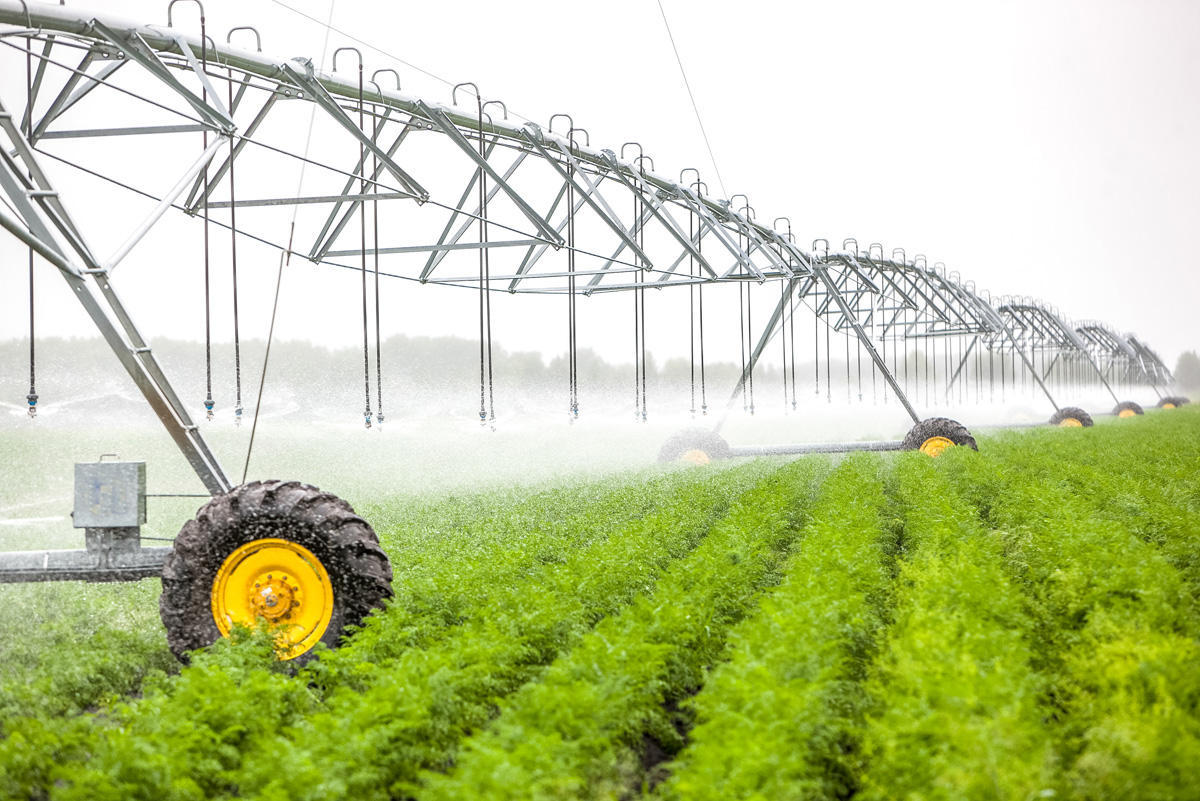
[0,96,230,494]
[419,104,561,245]
[419,141,531,279]
[186,90,281,212]
[678,189,757,279]
[513,182,589,291]
[601,159,717,279]
[106,135,225,271]
[283,60,427,201]
[30,49,127,142]
[89,21,233,132]
[310,113,422,261]
[515,127,646,262]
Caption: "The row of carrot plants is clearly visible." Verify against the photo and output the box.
[854,455,1052,799]
[418,458,826,800]
[659,450,1056,801]
[655,454,895,801]
[0,467,722,733]
[336,464,767,665]
[0,460,778,800]
[939,418,1200,799]
[979,412,1200,600]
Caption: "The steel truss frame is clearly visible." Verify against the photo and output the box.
[0,2,1171,506]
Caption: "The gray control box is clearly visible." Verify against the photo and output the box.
[73,460,146,529]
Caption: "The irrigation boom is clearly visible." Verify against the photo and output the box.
[0,1,1182,661]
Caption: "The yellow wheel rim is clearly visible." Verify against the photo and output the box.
[1118,408,1137,418]
[211,538,334,661]
[918,436,955,458]
[1163,403,1176,410]
[680,448,711,466]
[1059,417,1083,428]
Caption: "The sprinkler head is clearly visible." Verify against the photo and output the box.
[364,413,372,429]
[26,393,37,418]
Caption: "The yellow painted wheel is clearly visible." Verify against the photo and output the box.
[1162,402,1176,410]
[918,436,955,458]
[211,538,335,661]
[680,448,711,465]
[1118,408,1137,418]
[1058,417,1084,427]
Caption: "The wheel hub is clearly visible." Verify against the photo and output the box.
[680,448,711,465]
[1118,409,1137,418]
[249,573,299,621]
[918,436,955,458]
[1163,402,1176,410]
[211,538,334,660]
[1059,417,1083,427]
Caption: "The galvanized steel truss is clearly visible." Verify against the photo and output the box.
[0,2,1173,495]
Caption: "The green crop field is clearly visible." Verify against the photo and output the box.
[1,409,1199,800]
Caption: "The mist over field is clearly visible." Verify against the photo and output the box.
[0,329,1161,562]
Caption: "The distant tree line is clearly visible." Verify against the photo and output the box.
[1175,351,1200,394]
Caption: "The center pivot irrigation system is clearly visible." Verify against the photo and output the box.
[0,1,1185,662]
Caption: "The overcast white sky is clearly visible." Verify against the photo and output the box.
[2,0,1198,372]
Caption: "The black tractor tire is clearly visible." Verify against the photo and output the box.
[1113,400,1145,417]
[657,428,732,464]
[160,480,393,665]
[900,417,979,456]
[1049,406,1095,427]
[1158,396,1189,409]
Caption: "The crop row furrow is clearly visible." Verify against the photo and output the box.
[654,454,894,801]
[416,458,826,801]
